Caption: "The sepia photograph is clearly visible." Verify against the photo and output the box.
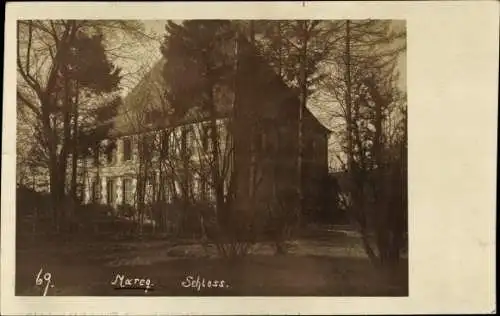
[2,1,498,315]
[14,18,409,297]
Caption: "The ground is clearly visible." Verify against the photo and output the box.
[16,226,408,296]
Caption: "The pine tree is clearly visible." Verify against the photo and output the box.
[66,31,121,202]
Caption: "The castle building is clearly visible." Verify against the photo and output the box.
[81,35,330,221]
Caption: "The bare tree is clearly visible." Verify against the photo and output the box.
[17,20,157,231]
[321,20,407,266]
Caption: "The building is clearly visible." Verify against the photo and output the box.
[80,35,330,223]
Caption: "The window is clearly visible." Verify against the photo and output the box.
[107,178,115,205]
[146,172,156,197]
[145,110,154,125]
[92,178,101,203]
[181,127,191,156]
[122,178,133,205]
[200,175,208,200]
[123,138,132,161]
[161,131,169,155]
[106,142,116,165]
[106,150,113,164]
[202,125,211,151]
[181,129,187,153]
[141,134,153,156]
[93,149,100,167]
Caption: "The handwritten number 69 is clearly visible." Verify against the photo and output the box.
[35,268,52,296]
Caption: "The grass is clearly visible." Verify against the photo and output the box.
[15,230,408,296]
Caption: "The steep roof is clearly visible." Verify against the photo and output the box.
[111,57,233,138]
[304,105,332,135]
[238,35,331,135]
[112,35,330,138]
[111,58,167,137]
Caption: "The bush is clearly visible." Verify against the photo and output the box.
[116,204,136,218]
[74,203,137,236]
[77,203,114,217]
[16,185,51,217]
[16,185,53,235]
[150,200,215,238]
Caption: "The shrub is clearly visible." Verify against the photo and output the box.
[149,200,215,238]
[16,185,51,217]
[73,203,139,236]
[116,204,136,218]
[76,203,114,227]
[16,185,53,235]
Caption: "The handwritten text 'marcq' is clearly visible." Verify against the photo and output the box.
[111,273,154,293]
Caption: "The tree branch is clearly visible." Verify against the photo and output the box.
[17,89,41,118]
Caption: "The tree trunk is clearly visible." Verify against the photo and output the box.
[297,20,309,229]
[70,82,80,202]
[277,22,283,79]
[40,95,61,230]
[55,22,79,230]
[205,59,225,230]
[345,20,354,175]
[249,21,255,45]
[344,20,381,265]
[56,71,73,227]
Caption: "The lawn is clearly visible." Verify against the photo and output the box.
[15,228,408,296]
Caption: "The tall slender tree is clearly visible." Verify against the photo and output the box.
[65,32,121,202]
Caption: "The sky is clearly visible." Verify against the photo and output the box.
[111,21,165,95]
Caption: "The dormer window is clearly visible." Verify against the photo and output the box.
[145,108,163,125]
[145,111,154,125]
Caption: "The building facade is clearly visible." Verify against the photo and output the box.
[79,35,330,222]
